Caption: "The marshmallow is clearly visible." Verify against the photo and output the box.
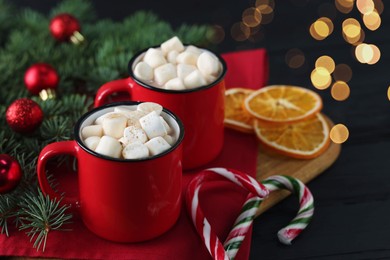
[164,77,186,90]
[137,102,163,115]
[163,135,175,145]
[114,106,133,115]
[95,135,122,158]
[161,36,185,54]
[177,64,197,80]
[186,45,202,55]
[184,70,207,88]
[126,110,147,128]
[122,141,149,159]
[84,136,101,151]
[167,50,179,65]
[197,52,220,77]
[134,61,153,81]
[160,116,172,134]
[139,111,167,139]
[102,113,127,139]
[81,125,103,139]
[154,63,177,85]
[123,126,148,144]
[176,51,199,66]
[95,112,124,125]
[145,136,171,156]
[143,48,167,68]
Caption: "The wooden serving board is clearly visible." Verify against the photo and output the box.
[255,116,341,216]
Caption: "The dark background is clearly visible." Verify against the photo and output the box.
[13,0,390,259]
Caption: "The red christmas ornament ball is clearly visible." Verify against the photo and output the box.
[24,63,59,95]
[0,154,23,194]
[6,98,44,134]
[49,13,80,41]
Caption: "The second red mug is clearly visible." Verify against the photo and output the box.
[94,46,227,170]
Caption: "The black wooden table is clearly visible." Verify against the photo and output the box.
[12,0,390,259]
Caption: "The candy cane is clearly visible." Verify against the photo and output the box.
[186,168,269,260]
[224,175,314,259]
[261,175,314,245]
[223,193,259,260]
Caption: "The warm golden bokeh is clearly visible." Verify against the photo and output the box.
[367,44,381,64]
[285,48,305,69]
[310,17,333,40]
[355,43,380,64]
[356,0,375,14]
[311,67,332,89]
[335,0,354,13]
[373,0,384,14]
[330,124,349,144]
[333,64,352,82]
[231,22,250,41]
[255,0,275,14]
[331,81,351,101]
[315,55,335,73]
[363,10,381,31]
[242,7,262,27]
[388,86,390,101]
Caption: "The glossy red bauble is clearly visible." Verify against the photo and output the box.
[6,98,44,134]
[24,63,59,95]
[49,13,80,42]
[0,154,23,194]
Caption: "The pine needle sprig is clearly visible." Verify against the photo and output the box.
[0,195,18,236]
[18,190,72,252]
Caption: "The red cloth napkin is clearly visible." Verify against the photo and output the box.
[0,48,268,259]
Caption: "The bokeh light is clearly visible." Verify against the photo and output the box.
[388,86,390,101]
[285,48,305,69]
[342,18,363,45]
[315,55,335,74]
[311,67,332,89]
[310,17,333,40]
[335,0,354,14]
[255,0,275,14]
[242,7,262,27]
[231,22,250,41]
[373,0,384,14]
[330,124,349,144]
[331,81,350,101]
[355,43,380,64]
[367,44,381,64]
[333,64,352,82]
[356,0,375,14]
[363,10,381,31]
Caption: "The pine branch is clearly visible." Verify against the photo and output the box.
[0,0,212,251]
[18,190,72,252]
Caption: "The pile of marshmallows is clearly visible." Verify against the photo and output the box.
[81,102,176,160]
[134,36,222,90]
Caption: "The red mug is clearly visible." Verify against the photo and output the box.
[37,101,185,242]
[94,46,227,170]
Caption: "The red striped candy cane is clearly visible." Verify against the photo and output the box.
[186,167,269,260]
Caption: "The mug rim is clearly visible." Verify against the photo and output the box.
[127,44,227,94]
[74,101,185,162]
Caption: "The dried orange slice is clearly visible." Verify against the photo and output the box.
[224,88,255,133]
[254,113,330,159]
[244,85,322,124]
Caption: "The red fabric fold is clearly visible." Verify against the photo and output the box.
[0,48,268,260]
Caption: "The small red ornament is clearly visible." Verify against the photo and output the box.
[24,63,59,95]
[49,13,81,42]
[0,154,23,194]
[6,98,44,134]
